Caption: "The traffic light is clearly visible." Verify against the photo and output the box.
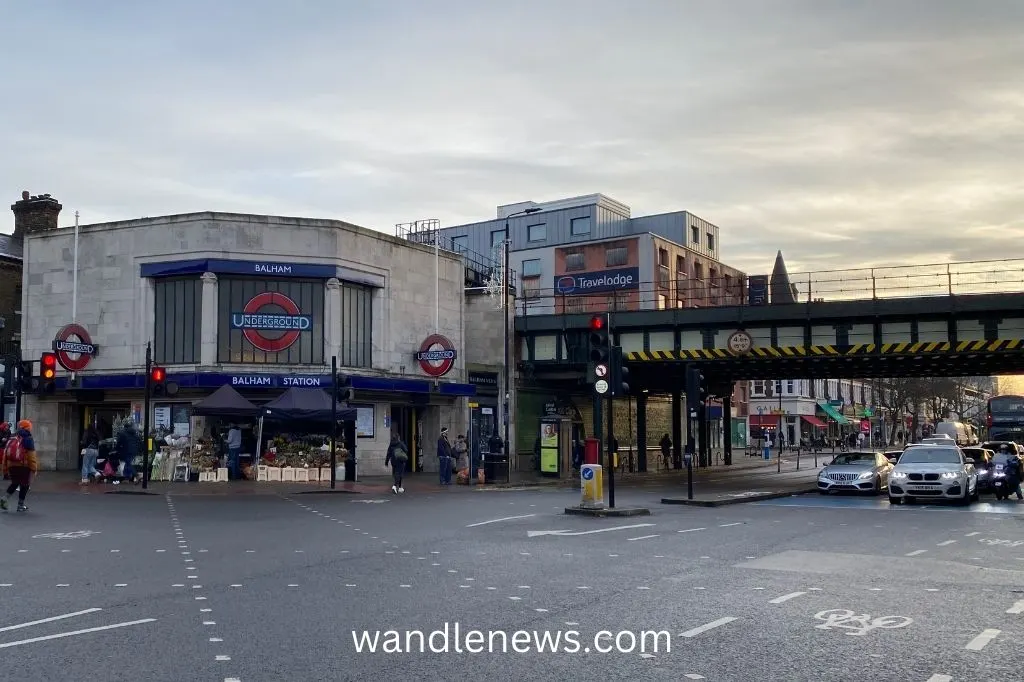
[335,375,355,403]
[150,365,167,396]
[685,365,705,408]
[610,346,630,396]
[39,352,57,394]
[17,360,38,394]
[587,313,610,365]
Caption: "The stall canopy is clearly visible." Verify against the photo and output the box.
[260,387,358,423]
[190,384,261,418]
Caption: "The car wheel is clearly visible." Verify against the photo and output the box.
[888,495,900,504]
[960,484,972,506]
[872,477,882,496]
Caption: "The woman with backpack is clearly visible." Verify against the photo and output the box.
[385,431,409,494]
[2,419,38,513]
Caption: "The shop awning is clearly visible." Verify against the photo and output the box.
[749,414,781,427]
[801,415,827,428]
[191,384,261,418]
[817,401,850,425]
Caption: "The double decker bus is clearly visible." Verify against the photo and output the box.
[987,394,1024,443]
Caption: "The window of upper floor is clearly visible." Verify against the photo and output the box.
[490,229,506,249]
[658,248,669,268]
[605,246,628,267]
[570,216,591,236]
[565,252,585,271]
[707,232,715,252]
[691,225,700,245]
[451,235,468,253]
[521,259,542,278]
[527,223,546,242]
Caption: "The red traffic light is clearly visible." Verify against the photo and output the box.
[589,315,605,331]
[151,367,166,383]
[40,352,57,380]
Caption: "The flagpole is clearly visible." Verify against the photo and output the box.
[434,224,439,334]
[72,210,79,323]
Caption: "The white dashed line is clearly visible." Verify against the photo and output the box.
[679,617,737,638]
[965,629,1000,650]
[1007,600,1024,614]
[719,523,742,527]
[678,528,707,533]
[769,592,806,604]
[627,534,660,541]
[937,540,957,546]
[925,675,951,682]
[114,584,127,588]
[905,550,927,557]
[684,675,706,680]
[965,532,980,537]
[215,655,231,661]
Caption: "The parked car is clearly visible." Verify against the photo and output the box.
[888,444,979,505]
[817,451,894,495]
[961,447,996,492]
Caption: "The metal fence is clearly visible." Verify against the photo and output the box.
[396,220,516,288]
[515,258,1024,317]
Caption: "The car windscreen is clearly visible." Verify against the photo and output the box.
[830,453,875,465]
[897,448,962,465]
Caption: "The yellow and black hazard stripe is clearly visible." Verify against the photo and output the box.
[625,339,1024,362]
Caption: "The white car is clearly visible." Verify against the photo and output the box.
[888,444,978,505]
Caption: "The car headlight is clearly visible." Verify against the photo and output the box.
[858,471,874,479]
[978,470,990,477]
[818,472,830,480]
[891,471,908,480]
[941,471,959,479]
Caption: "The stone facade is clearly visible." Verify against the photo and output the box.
[20,211,470,471]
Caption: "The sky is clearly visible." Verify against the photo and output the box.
[2,0,1023,275]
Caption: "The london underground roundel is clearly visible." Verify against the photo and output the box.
[415,334,457,377]
[52,324,97,372]
[231,292,312,353]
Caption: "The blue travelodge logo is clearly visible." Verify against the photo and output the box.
[554,267,640,295]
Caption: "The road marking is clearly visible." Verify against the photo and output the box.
[1007,600,1024,614]
[905,550,927,556]
[627,534,660,541]
[114,584,127,588]
[719,523,742,527]
[209,637,222,642]
[0,609,103,634]
[965,532,980,537]
[769,592,806,604]
[678,528,706,533]
[466,514,537,527]
[215,655,231,661]
[679,617,737,638]
[937,540,957,546]
[0,618,157,648]
[965,629,1000,650]
[925,676,951,682]
[685,676,706,680]
[527,523,655,538]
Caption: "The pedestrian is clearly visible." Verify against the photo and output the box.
[116,421,141,484]
[660,433,672,470]
[0,423,10,481]
[226,424,242,480]
[385,431,409,494]
[2,419,38,512]
[437,427,453,485]
[80,424,101,484]
[454,434,469,483]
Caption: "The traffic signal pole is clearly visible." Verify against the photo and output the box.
[331,355,337,490]
[143,342,152,489]
[607,391,615,509]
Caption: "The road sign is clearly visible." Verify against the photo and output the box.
[595,379,609,394]
[595,364,608,378]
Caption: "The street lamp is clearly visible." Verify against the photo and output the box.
[502,206,542,481]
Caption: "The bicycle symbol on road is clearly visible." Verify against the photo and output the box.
[32,530,101,540]
[814,609,913,636]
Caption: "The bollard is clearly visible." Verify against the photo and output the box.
[580,464,604,509]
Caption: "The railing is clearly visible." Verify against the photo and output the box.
[517,258,1024,317]
[395,221,516,287]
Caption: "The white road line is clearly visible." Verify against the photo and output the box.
[679,617,737,638]
[937,540,957,546]
[926,676,952,682]
[1006,600,1024,614]
[678,528,707,533]
[769,592,806,604]
[0,619,156,648]
[965,532,980,537]
[0,609,103,634]
[627,534,660,541]
[466,514,536,527]
[906,550,927,556]
[965,629,1000,651]
[719,523,742,527]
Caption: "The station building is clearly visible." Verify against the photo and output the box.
[15,193,506,474]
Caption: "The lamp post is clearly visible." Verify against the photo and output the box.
[501,207,542,482]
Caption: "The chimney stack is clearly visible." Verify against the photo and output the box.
[12,190,62,241]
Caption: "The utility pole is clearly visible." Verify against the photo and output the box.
[143,342,152,489]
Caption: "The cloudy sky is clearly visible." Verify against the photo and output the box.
[2,0,1022,275]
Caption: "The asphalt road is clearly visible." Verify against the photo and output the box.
[3,483,1023,681]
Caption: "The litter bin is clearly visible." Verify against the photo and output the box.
[483,453,508,484]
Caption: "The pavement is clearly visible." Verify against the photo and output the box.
[5,456,1019,680]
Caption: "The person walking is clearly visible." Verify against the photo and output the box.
[117,421,141,484]
[226,424,242,480]
[437,427,453,485]
[80,424,101,484]
[2,419,38,512]
[660,433,672,470]
[385,431,409,494]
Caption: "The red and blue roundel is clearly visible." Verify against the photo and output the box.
[231,292,312,353]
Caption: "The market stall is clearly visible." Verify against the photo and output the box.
[256,388,358,483]
[162,385,261,482]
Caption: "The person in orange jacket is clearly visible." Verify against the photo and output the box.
[2,419,38,512]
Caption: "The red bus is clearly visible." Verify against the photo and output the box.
[987,394,1024,442]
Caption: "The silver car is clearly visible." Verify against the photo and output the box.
[817,451,894,495]
[888,444,978,505]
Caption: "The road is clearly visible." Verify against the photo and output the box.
[3,483,1022,681]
